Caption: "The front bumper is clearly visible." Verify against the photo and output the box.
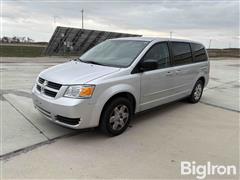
[32,87,95,129]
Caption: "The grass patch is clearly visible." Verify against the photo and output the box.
[0,45,45,57]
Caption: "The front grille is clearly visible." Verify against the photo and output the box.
[36,77,62,98]
[44,89,57,97]
[55,115,80,125]
[36,84,41,91]
[38,77,44,84]
[47,81,62,90]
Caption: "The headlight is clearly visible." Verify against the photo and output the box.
[64,85,95,98]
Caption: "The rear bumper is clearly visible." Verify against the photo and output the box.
[32,87,95,129]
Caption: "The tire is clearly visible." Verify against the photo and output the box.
[188,79,204,103]
[99,97,133,136]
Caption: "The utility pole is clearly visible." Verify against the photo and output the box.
[208,39,212,49]
[170,31,172,39]
[81,9,84,29]
[53,16,57,26]
[53,16,58,32]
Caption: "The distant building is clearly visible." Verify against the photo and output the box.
[44,26,141,56]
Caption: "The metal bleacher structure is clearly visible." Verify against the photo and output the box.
[44,26,142,56]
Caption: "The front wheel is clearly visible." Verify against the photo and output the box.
[99,97,133,136]
[188,80,204,103]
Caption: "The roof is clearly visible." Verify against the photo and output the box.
[112,36,202,45]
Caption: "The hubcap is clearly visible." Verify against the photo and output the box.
[193,83,202,100]
[109,104,129,131]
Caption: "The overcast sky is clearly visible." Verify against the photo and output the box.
[2,0,239,48]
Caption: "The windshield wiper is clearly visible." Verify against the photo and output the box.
[83,60,104,66]
[76,58,84,62]
[77,59,107,66]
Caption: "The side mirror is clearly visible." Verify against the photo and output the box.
[140,59,158,72]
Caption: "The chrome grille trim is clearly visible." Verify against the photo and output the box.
[37,82,59,93]
[36,77,62,98]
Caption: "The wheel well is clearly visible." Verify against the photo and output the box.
[102,92,136,115]
[198,77,205,86]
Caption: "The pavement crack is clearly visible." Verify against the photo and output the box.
[0,89,32,100]
[205,80,238,91]
[200,101,239,113]
[4,97,50,141]
[0,130,90,161]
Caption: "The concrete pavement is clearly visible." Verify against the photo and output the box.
[202,58,239,112]
[2,102,239,179]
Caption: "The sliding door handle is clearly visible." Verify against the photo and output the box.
[166,71,174,76]
[176,69,184,74]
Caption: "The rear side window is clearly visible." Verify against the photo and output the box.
[172,42,192,65]
[143,43,170,69]
[191,43,207,62]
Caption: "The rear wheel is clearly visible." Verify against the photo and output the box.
[99,97,133,136]
[188,80,204,103]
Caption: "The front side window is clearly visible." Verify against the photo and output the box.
[191,43,207,62]
[172,42,192,65]
[142,43,170,69]
[80,40,149,68]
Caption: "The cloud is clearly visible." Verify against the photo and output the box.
[1,0,239,48]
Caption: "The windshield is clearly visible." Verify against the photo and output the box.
[79,40,149,68]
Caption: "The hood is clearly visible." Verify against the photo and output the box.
[39,61,120,85]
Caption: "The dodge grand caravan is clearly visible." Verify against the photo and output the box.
[32,37,209,136]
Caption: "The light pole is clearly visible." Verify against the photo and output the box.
[53,16,58,27]
[81,9,84,29]
[53,15,59,32]
[208,39,212,49]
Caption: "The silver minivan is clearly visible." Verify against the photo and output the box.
[32,37,209,136]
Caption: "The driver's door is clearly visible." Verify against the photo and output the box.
[139,42,176,111]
